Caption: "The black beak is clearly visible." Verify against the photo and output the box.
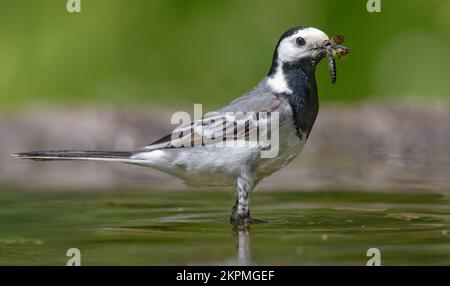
[312,44,328,62]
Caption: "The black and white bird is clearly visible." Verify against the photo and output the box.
[14,26,348,225]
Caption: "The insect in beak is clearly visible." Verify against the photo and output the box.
[324,35,350,84]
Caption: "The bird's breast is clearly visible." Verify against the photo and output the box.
[255,115,307,179]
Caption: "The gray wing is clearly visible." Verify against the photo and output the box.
[218,81,284,113]
[143,80,290,150]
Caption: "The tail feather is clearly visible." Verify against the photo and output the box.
[13,150,135,162]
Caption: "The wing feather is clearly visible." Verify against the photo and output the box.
[143,96,286,151]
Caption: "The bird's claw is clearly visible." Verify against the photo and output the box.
[230,214,267,226]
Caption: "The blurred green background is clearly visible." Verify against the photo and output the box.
[0,0,449,112]
[1,1,449,266]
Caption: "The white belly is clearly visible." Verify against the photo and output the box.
[133,146,260,187]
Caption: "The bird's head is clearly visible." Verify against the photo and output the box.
[268,26,349,84]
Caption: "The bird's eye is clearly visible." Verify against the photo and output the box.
[295,37,306,47]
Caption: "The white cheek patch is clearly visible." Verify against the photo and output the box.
[277,38,306,63]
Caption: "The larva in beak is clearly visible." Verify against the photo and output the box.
[325,35,349,84]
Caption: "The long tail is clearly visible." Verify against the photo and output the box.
[13,150,138,163]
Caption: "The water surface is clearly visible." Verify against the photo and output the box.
[0,189,448,265]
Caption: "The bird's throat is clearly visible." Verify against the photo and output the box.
[268,61,319,138]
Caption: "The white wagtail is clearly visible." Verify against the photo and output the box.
[14,26,349,225]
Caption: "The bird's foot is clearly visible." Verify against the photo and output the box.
[230,213,267,226]
[244,217,267,224]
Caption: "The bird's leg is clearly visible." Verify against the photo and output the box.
[230,174,266,225]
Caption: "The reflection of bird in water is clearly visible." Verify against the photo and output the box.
[14,26,348,225]
[236,226,252,266]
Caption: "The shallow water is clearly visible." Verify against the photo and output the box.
[0,189,448,265]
